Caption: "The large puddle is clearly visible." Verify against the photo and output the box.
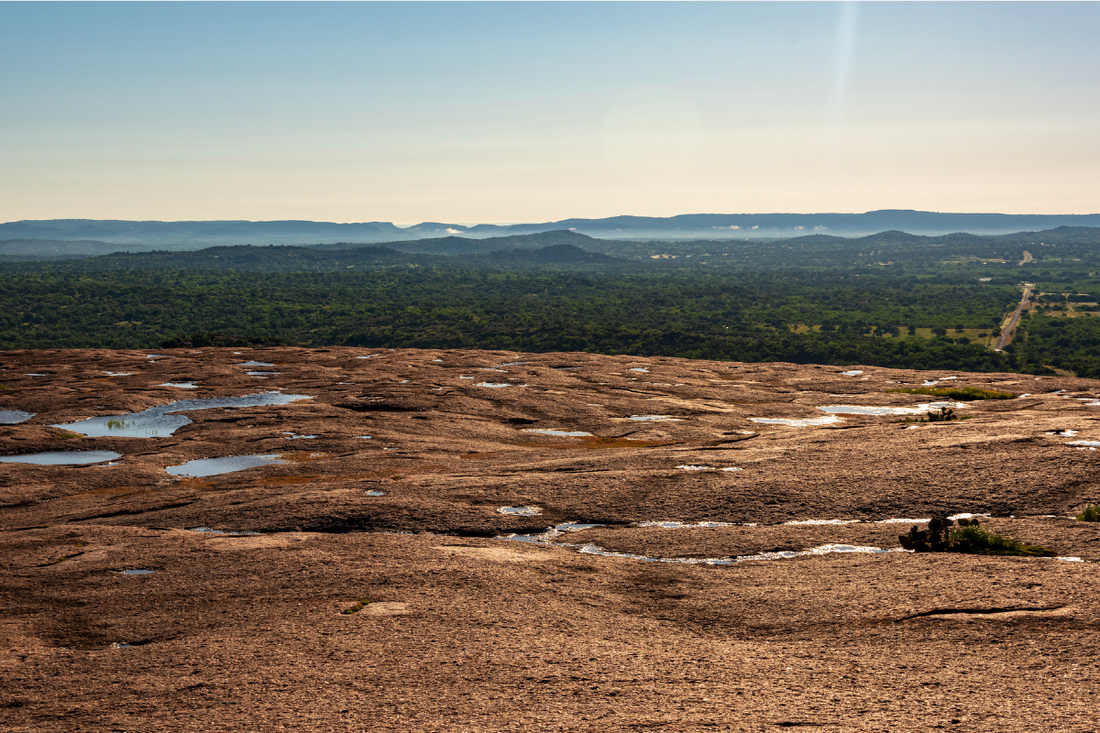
[0,450,122,465]
[0,410,34,424]
[53,392,313,438]
[749,415,842,427]
[166,454,286,478]
[817,402,964,416]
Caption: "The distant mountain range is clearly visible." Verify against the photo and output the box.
[2,210,1100,251]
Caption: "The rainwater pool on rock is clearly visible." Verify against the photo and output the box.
[498,506,541,516]
[53,392,312,438]
[239,361,275,367]
[121,569,155,575]
[365,490,387,497]
[0,410,34,424]
[165,454,286,478]
[628,415,683,422]
[749,415,842,427]
[0,451,122,465]
[247,371,281,377]
[523,429,592,437]
[158,382,198,389]
[189,527,261,535]
[477,382,522,388]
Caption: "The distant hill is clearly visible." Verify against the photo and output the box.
[316,229,597,255]
[4,212,1100,249]
[0,238,154,259]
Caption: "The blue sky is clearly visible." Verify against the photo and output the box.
[2,2,1097,223]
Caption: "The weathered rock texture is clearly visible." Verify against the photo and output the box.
[2,348,1099,731]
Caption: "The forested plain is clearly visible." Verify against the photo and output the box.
[3,227,1100,376]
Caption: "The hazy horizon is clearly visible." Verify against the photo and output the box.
[3,2,1098,223]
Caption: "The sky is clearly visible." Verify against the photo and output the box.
[1,1,1098,225]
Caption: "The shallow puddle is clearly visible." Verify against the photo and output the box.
[281,432,317,440]
[0,451,122,465]
[189,527,260,536]
[784,519,861,526]
[840,370,863,376]
[104,371,133,377]
[1069,440,1100,448]
[54,392,313,438]
[628,415,683,422]
[0,410,34,424]
[239,361,275,367]
[365,490,387,497]
[477,382,522,388]
[247,371,281,377]
[498,505,541,516]
[357,435,372,439]
[121,569,155,575]
[523,429,593,437]
[166,454,285,478]
[635,521,737,528]
[749,415,842,427]
[574,542,892,566]
[158,382,198,389]
[629,367,650,373]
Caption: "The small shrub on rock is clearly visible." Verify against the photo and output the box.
[899,517,1054,557]
[1077,505,1100,522]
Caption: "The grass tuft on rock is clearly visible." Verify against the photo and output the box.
[1077,505,1100,522]
[342,599,371,615]
[899,517,1055,557]
[886,386,1016,400]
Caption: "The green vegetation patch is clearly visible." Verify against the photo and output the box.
[887,386,1016,400]
[342,599,371,615]
[899,517,1054,557]
[1077,505,1100,522]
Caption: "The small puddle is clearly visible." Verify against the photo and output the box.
[749,415,842,427]
[840,370,863,376]
[635,521,737,528]
[239,361,275,367]
[477,383,523,388]
[784,519,861,526]
[818,403,964,416]
[104,371,133,377]
[247,371,281,377]
[166,454,285,477]
[1047,430,1079,437]
[121,569,155,575]
[0,410,34,424]
[355,354,380,359]
[523,429,593,437]
[675,465,742,472]
[495,362,527,367]
[25,373,47,377]
[629,367,649,373]
[1069,440,1100,448]
[280,432,317,440]
[189,527,260,536]
[365,490,387,497]
[54,392,312,438]
[628,415,684,422]
[498,505,541,516]
[552,366,582,371]
[357,435,372,439]
[157,382,197,389]
[0,451,122,465]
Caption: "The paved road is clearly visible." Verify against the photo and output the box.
[995,283,1033,351]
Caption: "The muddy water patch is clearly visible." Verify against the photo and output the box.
[54,392,312,438]
[0,451,121,465]
[0,410,34,424]
[166,454,285,478]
